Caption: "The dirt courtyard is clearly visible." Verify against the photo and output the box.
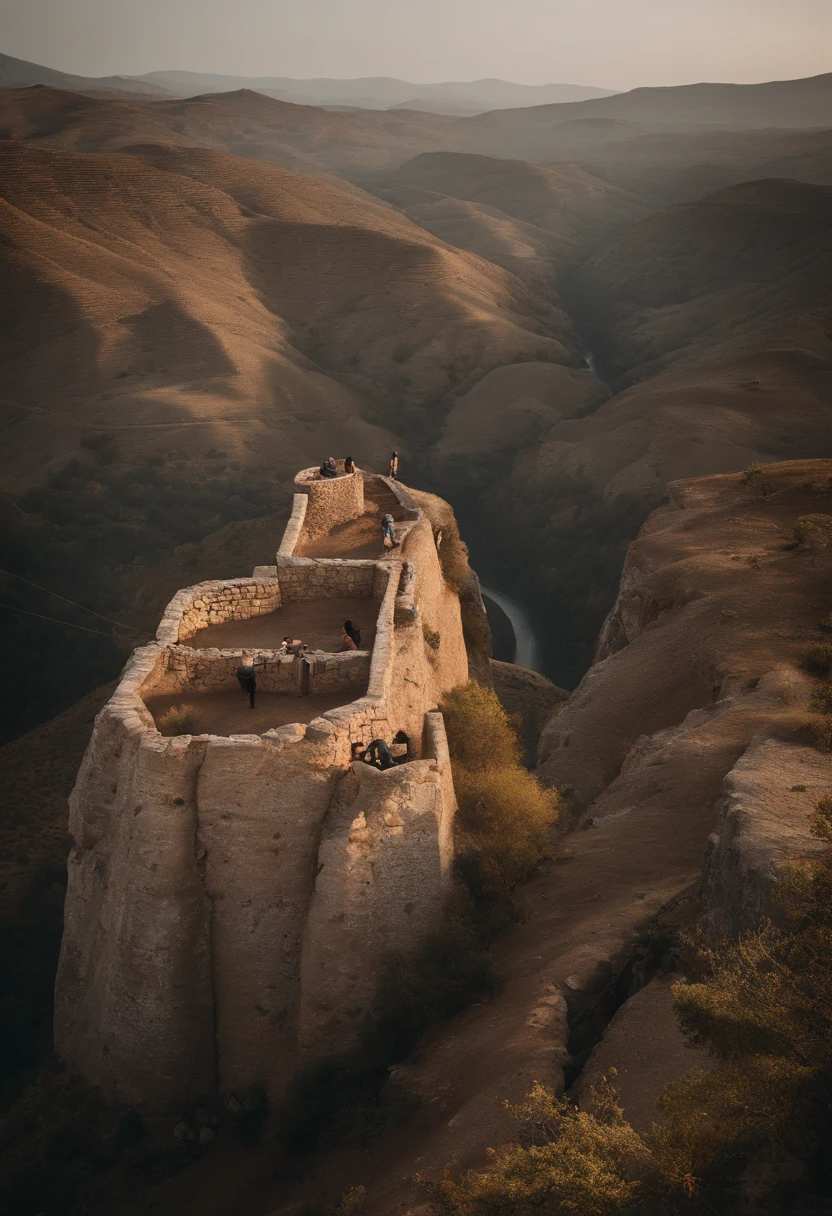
[144,686,366,737]
[184,597,378,652]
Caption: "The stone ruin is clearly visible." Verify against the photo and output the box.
[54,470,472,1112]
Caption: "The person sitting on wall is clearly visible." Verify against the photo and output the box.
[279,636,306,656]
[236,651,267,709]
[319,456,339,479]
[381,513,398,549]
[352,738,394,771]
[389,450,399,479]
[343,618,361,647]
[344,456,356,474]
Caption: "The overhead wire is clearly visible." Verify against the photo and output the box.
[0,568,141,633]
[0,601,139,639]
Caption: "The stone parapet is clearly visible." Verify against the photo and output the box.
[294,466,364,541]
[157,578,282,645]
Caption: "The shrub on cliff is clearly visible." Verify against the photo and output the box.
[801,645,832,677]
[158,704,198,736]
[435,1075,666,1216]
[441,684,561,899]
[794,513,832,549]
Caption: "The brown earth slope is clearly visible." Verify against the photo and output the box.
[0,138,569,496]
[0,85,456,176]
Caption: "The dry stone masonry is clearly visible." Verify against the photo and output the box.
[55,472,469,1111]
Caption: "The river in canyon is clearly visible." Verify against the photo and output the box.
[481,585,541,672]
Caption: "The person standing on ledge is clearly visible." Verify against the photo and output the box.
[344,456,356,474]
[236,651,266,709]
[389,450,399,479]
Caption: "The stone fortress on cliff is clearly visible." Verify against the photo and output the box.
[55,467,476,1112]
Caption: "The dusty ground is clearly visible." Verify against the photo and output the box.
[187,597,377,652]
[144,687,365,737]
[297,480,409,560]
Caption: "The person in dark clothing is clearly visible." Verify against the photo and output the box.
[365,738,394,770]
[351,738,394,770]
[389,450,399,479]
[319,457,338,479]
[344,618,361,647]
[391,729,410,764]
[236,652,266,708]
[344,456,356,474]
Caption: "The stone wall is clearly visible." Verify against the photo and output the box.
[294,466,364,541]
[148,646,371,699]
[276,558,377,603]
[158,579,282,645]
[158,564,380,647]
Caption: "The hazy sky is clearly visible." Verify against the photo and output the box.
[1,0,830,89]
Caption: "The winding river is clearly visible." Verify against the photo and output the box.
[480,585,540,673]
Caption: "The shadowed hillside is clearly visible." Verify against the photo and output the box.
[434,178,832,683]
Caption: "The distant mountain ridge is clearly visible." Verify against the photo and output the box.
[125,71,619,114]
[0,50,172,98]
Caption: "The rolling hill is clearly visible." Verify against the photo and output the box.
[0,136,576,736]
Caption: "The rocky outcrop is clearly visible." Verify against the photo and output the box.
[55,474,471,1112]
[702,735,830,937]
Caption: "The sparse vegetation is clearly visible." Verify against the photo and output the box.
[436,808,832,1216]
[801,643,832,676]
[743,460,767,482]
[799,681,832,750]
[157,704,198,736]
[793,513,832,548]
[441,683,562,900]
[435,1075,665,1216]
[423,623,441,651]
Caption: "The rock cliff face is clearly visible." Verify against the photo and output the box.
[535,460,832,1132]
[55,473,476,1111]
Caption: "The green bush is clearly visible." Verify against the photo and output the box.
[799,715,832,751]
[794,514,832,548]
[435,1076,665,1216]
[441,684,561,900]
[157,705,198,736]
[423,623,441,651]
